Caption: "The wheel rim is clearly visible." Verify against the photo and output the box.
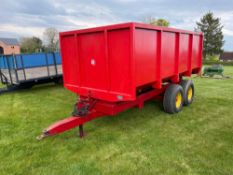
[175,92,182,109]
[187,87,193,101]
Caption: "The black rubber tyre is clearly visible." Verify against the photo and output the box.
[163,84,184,114]
[180,79,194,106]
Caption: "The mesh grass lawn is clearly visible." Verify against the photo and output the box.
[0,66,233,175]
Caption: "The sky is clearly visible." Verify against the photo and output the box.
[0,0,233,51]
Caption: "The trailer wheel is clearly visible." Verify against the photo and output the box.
[181,79,194,106]
[163,84,184,114]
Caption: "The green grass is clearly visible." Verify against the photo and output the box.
[0,67,233,175]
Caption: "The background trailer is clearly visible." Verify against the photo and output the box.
[0,52,63,94]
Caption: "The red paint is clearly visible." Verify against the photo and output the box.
[43,87,167,137]
[39,22,203,139]
[60,22,203,102]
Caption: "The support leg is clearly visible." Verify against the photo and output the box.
[138,102,144,109]
[79,125,84,138]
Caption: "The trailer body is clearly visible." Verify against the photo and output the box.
[60,22,203,102]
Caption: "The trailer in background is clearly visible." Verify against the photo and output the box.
[0,52,63,94]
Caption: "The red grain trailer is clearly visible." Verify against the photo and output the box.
[38,22,203,140]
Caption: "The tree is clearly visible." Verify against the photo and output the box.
[20,37,43,53]
[145,17,170,27]
[195,12,224,59]
[43,27,59,52]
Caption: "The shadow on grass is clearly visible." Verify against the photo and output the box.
[0,83,64,96]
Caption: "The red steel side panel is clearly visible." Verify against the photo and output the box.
[78,32,108,90]
[192,35,202,69]
[60,34,80,93]
[179,34,189,73]
[135,29,157,86]
[108,29,132,96]
[60,25,134,102]
[161,32,176,78]
[134,25,202,87]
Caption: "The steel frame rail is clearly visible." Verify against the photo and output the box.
[37,86,167,140]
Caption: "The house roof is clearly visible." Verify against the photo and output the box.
[0,38,19,45]
[219,52,233,61]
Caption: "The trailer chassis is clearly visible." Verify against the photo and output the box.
[37,85,168,140]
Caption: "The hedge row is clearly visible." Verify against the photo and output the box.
[203,60,233,66]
